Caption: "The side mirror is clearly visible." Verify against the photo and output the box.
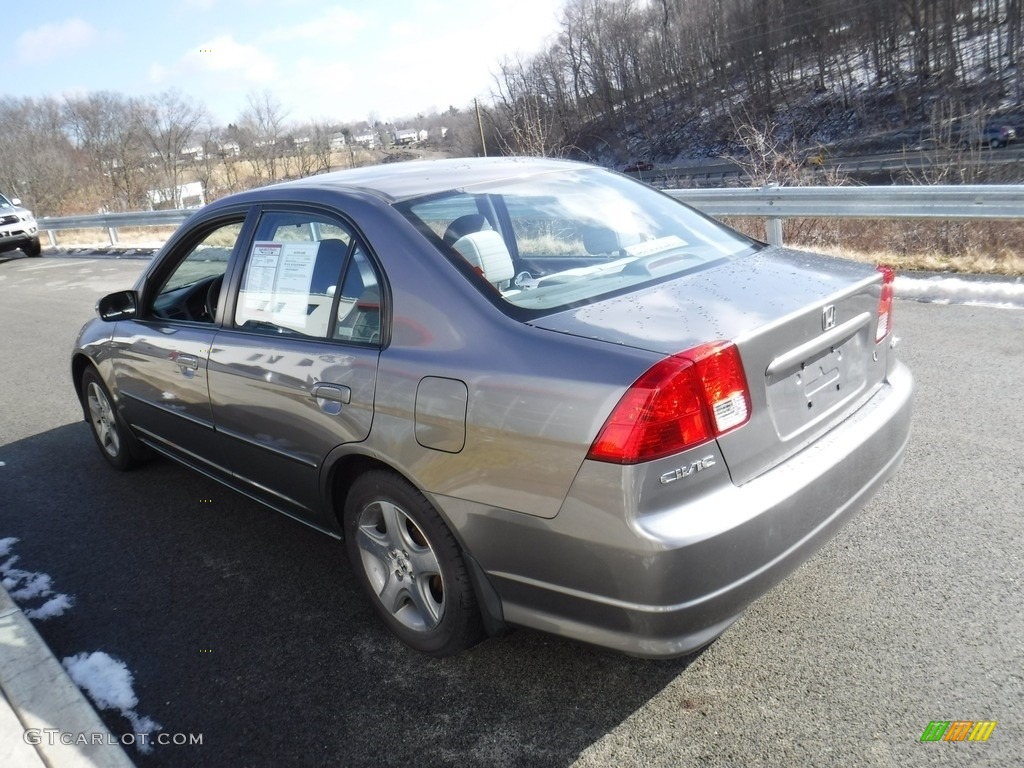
[11,198,21,206]
[97,290,138,321]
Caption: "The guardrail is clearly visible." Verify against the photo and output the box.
[35,184,1024,249]
[667,184,1024,245]
[37,209,194,247]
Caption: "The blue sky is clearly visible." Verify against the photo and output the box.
[7,0,563,126]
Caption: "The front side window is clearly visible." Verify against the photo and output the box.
[398,167,760,313]
[234,212,380,343]
[150,220,243,323]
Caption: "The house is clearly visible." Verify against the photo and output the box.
[353,130,376,148]
[394,128,419,145]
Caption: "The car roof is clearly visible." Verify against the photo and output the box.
[268,156,592,203]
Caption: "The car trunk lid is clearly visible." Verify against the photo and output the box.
[527,247,892,485]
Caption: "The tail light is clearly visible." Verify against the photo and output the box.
[876,265,895,342]
[588,341,751,464]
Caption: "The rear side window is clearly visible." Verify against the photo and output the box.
[398,167,759,314]
[233,212,381,343]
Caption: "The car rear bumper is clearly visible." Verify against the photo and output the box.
[441,360,914,657]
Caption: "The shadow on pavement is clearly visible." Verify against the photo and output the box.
[2,423,700,767]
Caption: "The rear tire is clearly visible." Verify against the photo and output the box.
[80,368,146,471]
[343,471,483,656]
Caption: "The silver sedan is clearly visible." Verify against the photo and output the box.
[72,158,913,657]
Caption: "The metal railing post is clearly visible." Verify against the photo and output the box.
[766,217,784,246]
[107,227,119,245]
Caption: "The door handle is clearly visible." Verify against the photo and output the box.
[311,383,351,404]
[175,353,200,372]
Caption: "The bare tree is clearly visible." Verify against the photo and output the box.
[188,119,226,203]
[239,90,290,184]
[305,121,337,175]
[0,96,79,214]
[64,92,152,210]
[137,89,207,207]
[492,55,565,156]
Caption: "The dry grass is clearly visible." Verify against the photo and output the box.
[723,216,1024,276]
[51,226,179,249]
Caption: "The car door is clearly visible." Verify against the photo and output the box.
[112,214,249,468]
[207,207,382,521]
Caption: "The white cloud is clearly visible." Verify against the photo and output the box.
[290,58,358,119]
[16,18,100,65]
[152,35,279,88]
[268,8,366,44]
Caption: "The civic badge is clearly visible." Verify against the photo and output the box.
[822,304,836,331]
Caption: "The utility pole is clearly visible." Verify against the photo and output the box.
[475,98,487,157]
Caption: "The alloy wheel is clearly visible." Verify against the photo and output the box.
[86,381,121,458]
[355,500,445,632]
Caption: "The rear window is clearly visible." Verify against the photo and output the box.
[397,167,759,313]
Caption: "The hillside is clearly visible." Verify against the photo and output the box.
[486,0,1024,178]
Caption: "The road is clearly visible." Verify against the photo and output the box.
[1,253,1021,767]
[628,145,1024,185]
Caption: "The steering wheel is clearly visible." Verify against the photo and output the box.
[205,274,224,321]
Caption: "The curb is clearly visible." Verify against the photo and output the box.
[0,587,134,768]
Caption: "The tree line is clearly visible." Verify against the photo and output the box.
[488,0,1024,157]
[0,89,484,216]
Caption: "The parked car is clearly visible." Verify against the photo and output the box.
[72,158,913,657]
[0,193,41,257]
[623,160,654,173]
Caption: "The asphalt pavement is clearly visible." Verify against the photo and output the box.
[0,252,1021,767]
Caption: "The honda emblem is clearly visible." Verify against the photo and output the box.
[822,304,837,331]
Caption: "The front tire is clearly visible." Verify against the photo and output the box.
[80,368,144,471]
[22,237,41,257]
[343,471,483,656]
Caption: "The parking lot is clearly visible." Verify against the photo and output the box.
[1,253,1021,766]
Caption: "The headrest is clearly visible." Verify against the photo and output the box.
[582,225,621,255]
[451,230,515,285]
[443,214,491,246]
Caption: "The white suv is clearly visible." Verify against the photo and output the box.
[0,193,41,257]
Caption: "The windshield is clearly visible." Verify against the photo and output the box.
[397,167,759,314]
[0,194,13,208]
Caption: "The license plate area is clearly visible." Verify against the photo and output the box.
[766,334,869,440]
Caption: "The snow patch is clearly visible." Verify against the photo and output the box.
[62,652,162,754]
[897,275,1024,310]
[0,536,17,558]
[10,572,53,601]
[0,541,73,619]
[2,538,162,754]
[24,593,75,620]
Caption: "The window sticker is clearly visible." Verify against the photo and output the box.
[241,241,320,329]
[244,243,283,309]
